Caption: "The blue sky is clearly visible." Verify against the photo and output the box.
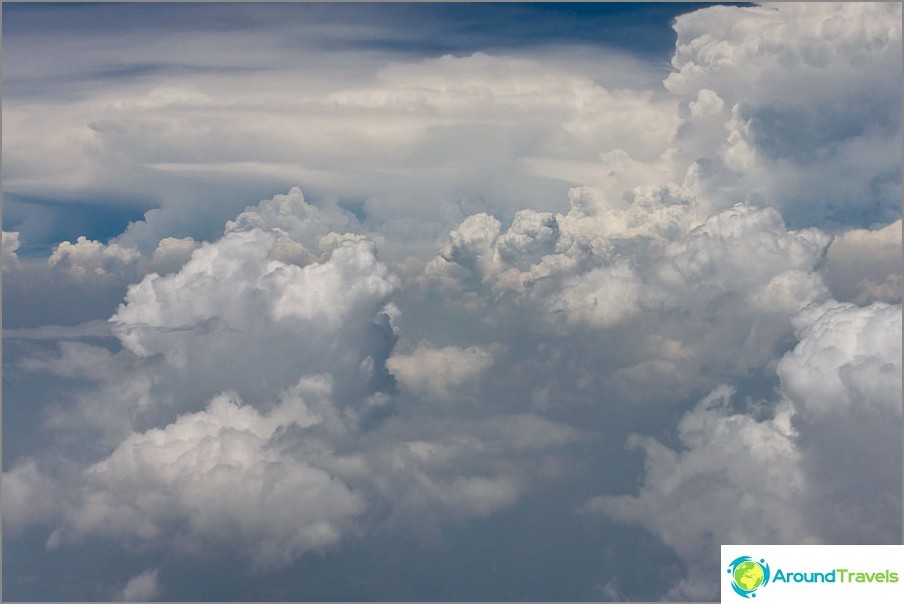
[2,2,901,602]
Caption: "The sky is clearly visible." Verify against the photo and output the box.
[1,2,902,601]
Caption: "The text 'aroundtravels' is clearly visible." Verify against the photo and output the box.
[771,569,899,584]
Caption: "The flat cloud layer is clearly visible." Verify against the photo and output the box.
[2,2,901,601]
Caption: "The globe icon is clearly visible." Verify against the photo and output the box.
[733,560,765,592]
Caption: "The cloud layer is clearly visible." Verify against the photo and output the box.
[2,2,900,601]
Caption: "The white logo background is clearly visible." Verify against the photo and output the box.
[721,544,904,603]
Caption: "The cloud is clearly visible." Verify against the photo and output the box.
[5,369,586,570]
[2,3,901,600]
[108,227,399,417]
[3,192,588,577]
[667,2,902,227]
[119,569,161,602]
[387,343,496,401]
[224,186,359,256]
[777,301,903,546]
[2,230,21,267]
[2,320,113,341]
[48,236,141,277]
[825,219,902,305]
[4,37,679,254]
[1,233,199,330]
[585,386,810,600]
[49,386,365,571]
[586,301,902,600]
[46,235,197,280]
[2,460,67,538]
[426,200,832,385]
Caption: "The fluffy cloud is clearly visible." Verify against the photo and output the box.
[2,230,21,267]
[110,226,399,414]
[777,301,903,546]
[4,29,688,256]
[668,2,902,227]
[2,233,199,330]
[347,412,586,532]
[49,386,365,571]
[387,343,496,401]
[426,199,832,385]
[6,371,585,570]
[3,191,588,577]
[780,301,902,418]
[2,3,901,600]
[585,386,810,600]
[48,236,141,277]
[224,186,359,256]
[586,301,902,600]
[658,203,832,320]
[46,235,199,280]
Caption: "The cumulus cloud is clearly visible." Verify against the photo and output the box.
[387,343,496,401]
[587,301,902,600]
[777,301,903,546]
[2,3,901,600]
[667,2,902,227]
[3,190,588,577]
[46,235,198,280]
[48,236,141,277]
[108,226,399,415]
[2,230,21,268]
[49,387,365,571]
[426,199,832,385]
[585,386,810,600]
[224,186,358,256]
[2,233,199,329]
[6,371,586,570]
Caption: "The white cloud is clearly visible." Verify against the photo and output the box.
[387,343,495,401]
[667,2,902,226]
[1,234,199,329]
[426,200,832,383]
[50,387,364,571]
[2,230,21,268]
[3,191,592,574]
[779,300,903,418]
[5,40,682,254]
[48,236,141,277]
[547,262,642,328]
[585,386,811,600]
[2,3,902,599]
[149,236,201,275]
[109,226,399,416]
[659,204,831,296]
[6,370,586,569]
[120,569,161,602]
[225,186,358,253]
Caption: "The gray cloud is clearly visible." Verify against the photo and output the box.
[2,2,901,601]
[586,301,902,599]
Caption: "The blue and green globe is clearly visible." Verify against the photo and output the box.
[733,561,765,591]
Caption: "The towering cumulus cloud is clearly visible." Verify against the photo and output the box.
[1,2,900,601]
